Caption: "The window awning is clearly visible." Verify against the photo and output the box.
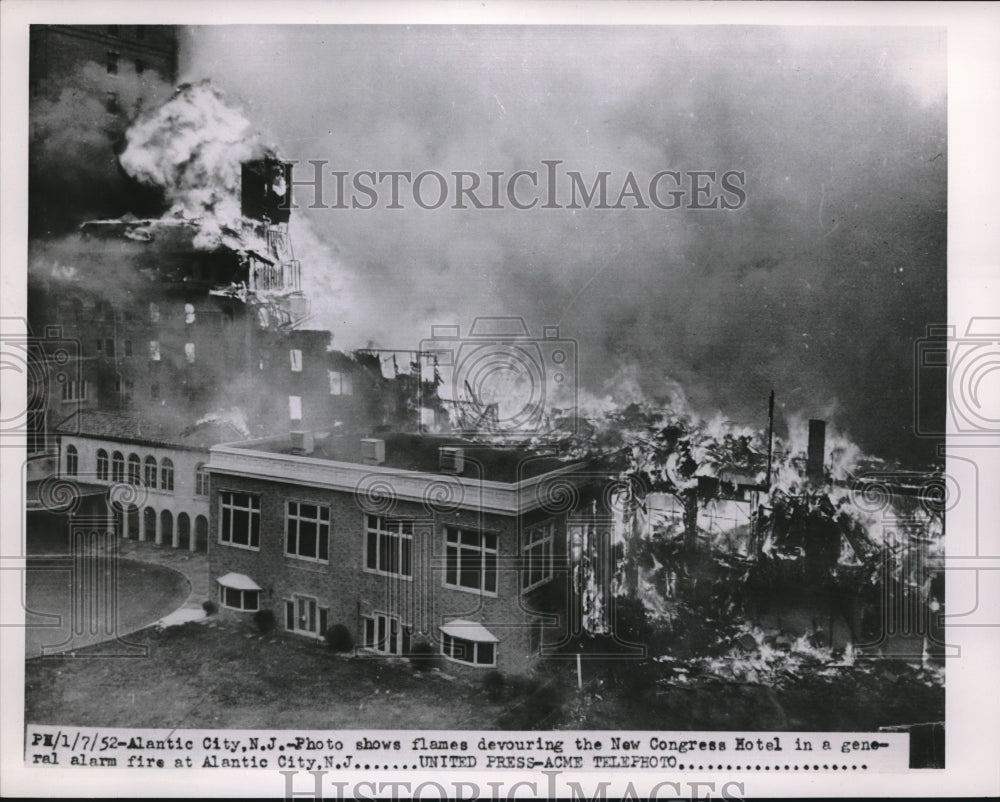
[439,619,498,643]
[216,572,262,591]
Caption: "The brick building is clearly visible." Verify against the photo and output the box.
[30,24,178,94]
[207,432,590,673]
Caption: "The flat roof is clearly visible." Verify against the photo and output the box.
[228,431,570,484]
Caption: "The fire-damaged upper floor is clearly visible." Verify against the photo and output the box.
[76,157,302,298]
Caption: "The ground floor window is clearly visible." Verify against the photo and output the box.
[441,633,496,666]
[285,595,328,637]
[362,613,410,655]
[217,572,261,611]
[439,620,498,667]
[219,585,259,611]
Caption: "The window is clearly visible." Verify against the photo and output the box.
[219,492,261,549]
[160,458,174,491]
[184,303,195,324]
[149,302,160,323]
[184,342,195,364]
[195,463,209,496]
[286,501,330,562]
[105,92,118,114]
[288,395,302,420]
[61,379,88,402]
[440,632,496,667]
[144,456,158,489]
[106,51,119,75]
[150,382,160,401]
[285,595,328,638]
[219,585,259,611]
[364,516,412,578]
[65,445,78,476]
[111,451,125,483]
[522,522,554,592]
[290,349,302,372]
[127,454,141,485]
[96,449,109,480]
[445,527,498,595]
[149,341,161,361]
[363,613,409,655]
[124,339,132,356]
[328,370,354,395]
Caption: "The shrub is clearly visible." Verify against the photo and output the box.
[253,609,276,634]
[202,600,218,616]
[325,624,354,653]
[409,638,437,671]
[482,670,506,702]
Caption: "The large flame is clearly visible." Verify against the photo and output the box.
[119,81,266,250]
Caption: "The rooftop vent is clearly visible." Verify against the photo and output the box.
[361,438,386,466]
[290,430,314,456]
[439,446,464,475]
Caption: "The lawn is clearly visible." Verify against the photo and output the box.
[26,615,943,741]
[25,617,545,730]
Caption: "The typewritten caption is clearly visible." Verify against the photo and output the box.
[25,727,908,772]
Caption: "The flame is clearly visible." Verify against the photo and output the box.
[119,81,267,250]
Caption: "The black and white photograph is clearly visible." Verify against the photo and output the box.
[2,2,998,799]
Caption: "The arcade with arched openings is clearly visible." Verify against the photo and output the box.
[117,502,210,554]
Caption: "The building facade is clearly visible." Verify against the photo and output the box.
[55,410,250,551]
[207,432,587,673]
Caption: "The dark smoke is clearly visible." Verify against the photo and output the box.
[29,60,173,236]
[175,26,946,464]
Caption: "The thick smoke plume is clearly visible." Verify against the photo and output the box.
[180,26,946,464]
[29,60,173,235]
[120,81,265,249]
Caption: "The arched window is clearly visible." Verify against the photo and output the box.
[111,451,125,483]
[96,449,109,480]
[160,458,174,492]
[66,445,78,476]
[195,463,209,496]
[144,456,158,489]
[127,453,141,485]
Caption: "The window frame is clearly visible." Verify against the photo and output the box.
[218,491,261,551]
[127,453,141,485]
[61,379,88,402]
[65,444,78,476]
[160,458,174,492]
[144,456,158,489]
[440,632,497,667]
[362,612,409,655]
[444,526,499,597]
[194,463,209,496]
[96,449,109,481]
[285,593,327,639]
[218,584,259,612]
[111,451,125,483]
[284,500,331,563]
[363,515,413,580]
[522,521,555,593]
